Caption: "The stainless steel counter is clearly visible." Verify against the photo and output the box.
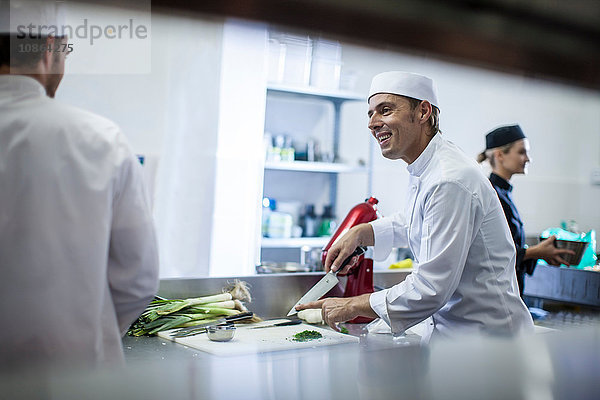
[3,272,600,399]
[122,322,421,363]
[5,324,600,399]
[118,326,429,400]
[124,268,419,362]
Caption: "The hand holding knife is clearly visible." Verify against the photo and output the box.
[287,246,367,316]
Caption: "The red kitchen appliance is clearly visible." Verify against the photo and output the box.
[321,197,379,323]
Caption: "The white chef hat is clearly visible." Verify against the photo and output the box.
[368,71,440,110]
[0,0,66,36]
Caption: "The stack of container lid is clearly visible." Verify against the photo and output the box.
[267,30,343,91]
[310,38,342,90]
[268,31,313,86]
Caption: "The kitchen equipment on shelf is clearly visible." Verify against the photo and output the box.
[256,262,313,274]
[281,135,295,162]
[299,245,322,271]
[321,197,380,323]
[310,39,342,90]
[268,32,313,86]
[318,204,337,237]
[263,198,293,239]
[299,204,317,237]
[287,246,367,316]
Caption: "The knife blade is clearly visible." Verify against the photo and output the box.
[171,311,254,338]
[287,246,367,316]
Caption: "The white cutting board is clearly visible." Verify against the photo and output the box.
[157,320,359,356]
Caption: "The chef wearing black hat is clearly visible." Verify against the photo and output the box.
[478,125,574,297]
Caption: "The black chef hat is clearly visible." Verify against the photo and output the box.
[485,125,526,150]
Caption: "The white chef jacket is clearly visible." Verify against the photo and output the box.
[369,133,533,342]
[0,76,159,370]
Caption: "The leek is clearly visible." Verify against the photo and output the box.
[127,280,255,336]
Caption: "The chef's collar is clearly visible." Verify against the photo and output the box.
[0,75,46,97]
[489,172,513,192]
[485,125,525,149]
[407,133,442,177]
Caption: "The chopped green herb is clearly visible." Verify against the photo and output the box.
[292,330,323,342]
[340,326,349,334]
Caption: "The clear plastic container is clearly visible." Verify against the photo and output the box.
[267,38,286,83]
[310,39,342,90]
[267,211,293,238]
[278,34,313,86]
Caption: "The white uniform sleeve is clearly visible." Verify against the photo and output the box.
[369,213,409,261]
[108,138,159,336]
[369,181,483,334]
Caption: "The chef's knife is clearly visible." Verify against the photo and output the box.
[249,319,302,329]
[171,311,254,338]
[287,246,367,316]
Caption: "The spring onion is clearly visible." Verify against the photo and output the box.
[128,280,254,336]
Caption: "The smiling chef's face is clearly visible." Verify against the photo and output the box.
[367,93,423,163]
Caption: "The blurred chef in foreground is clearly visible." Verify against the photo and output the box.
[0,1,159,370]
[478,125,574,297]
[297,71,534,342]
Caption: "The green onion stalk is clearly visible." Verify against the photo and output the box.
[128,280,254,336]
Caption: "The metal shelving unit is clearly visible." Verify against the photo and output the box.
[261,237,330,249]
[264,160,368,173]
[266,83,364,102]
[261,83,368,262]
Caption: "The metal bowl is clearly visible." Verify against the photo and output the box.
[555,239,589,265]
[206,325,236,342]
[256,262,313,274]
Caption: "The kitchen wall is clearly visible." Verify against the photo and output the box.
[208,21,268,276]
[54,9,600,277]
[57,12,225,277]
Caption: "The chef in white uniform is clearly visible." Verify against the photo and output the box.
[0,1,159,370]
[296,71,533,341]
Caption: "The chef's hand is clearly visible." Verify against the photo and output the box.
[527,235,575,266]
[325,223,374,274]
[295,293,377,331]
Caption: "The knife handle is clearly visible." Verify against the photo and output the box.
[335,246,367,275]
[171,311,254,337]
[275,319,302,327]
[222,311,254,324]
